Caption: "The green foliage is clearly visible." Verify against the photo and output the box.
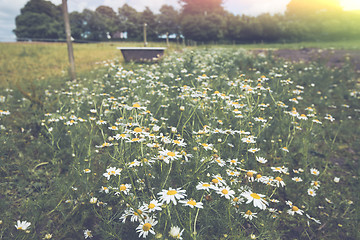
[158,5,180,37]
[14,0,64,40]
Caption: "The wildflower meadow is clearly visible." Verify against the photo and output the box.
[0,46,358,239]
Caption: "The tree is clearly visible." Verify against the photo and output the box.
[224,13,242,41]
[118,4,141,40]
[69,11,86,40]
[157,5,180,37]
[179,0,224,15]
[179,0,225,42]
[95,6,117,38]
[14,0,65,40]
[140,7,158,41]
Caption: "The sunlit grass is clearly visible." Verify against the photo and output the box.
[0,41,177,87]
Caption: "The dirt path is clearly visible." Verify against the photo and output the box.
[254,48,360,73]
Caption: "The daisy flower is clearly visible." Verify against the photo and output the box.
[158,149,182,163]
[287,205,304,215]
[196,182,213,191]
[271,166,288,174]
[179,199,204,208]
[96,119,107,125]
[281,147,289,152]
[227,158,240,166]
[246,170,257,182]
[15,220,31,231]
[216,186,236,199]
[211,174,226,186]
[169,226,184,239]
[157,187,186,205]
[307,188,316,197]
[117,184,131,195]
[306,214,321,224]
[241,210,258,220]
[145,200,163,212]
[311,180,320,189]
[292,177,303,182]
[310,168,320,176]
[273,177,286,187]
[99,186,110,193]
[256,156,268,164]
[173,139,187,147]
[213,157,226,167]
[200,143,213,151]
[103,167,121,180]
[136,217,158,238]
[89,197,97,204]
[241,190,268,210]
[231,196,245,209]
[129,160,141,168]
[83,229,93,238]
[248,148,260,153]
[124,206,149,223]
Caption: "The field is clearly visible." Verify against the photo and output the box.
[0,41,359,239]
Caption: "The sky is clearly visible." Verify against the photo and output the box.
[1,0,360,41]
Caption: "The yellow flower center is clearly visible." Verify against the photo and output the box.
[246,210,252,215]
[222,189,229,195]
[133,103,140,108]
[131,138,140,141]
[275,177,282,181]
[212,178,219,184]
[167,152,176,157]
[202,183,210,187]
[256,174,262,179]
[247,172,254,177]
[292,206,299,211]
[174,140,180,144]
[233,197,239,202]
[202,143,208,147]
[250,193,261,199]
[120,185,127,191]
[148,203,155,209]
[134,127,142,133]
[18,227,22,230]
[142,223,151,231]
[167,190,177,195]
[187,200,197,206]
[134,209,143,216]
[314,181,318,186]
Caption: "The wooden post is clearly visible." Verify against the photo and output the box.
[166,32,169,47]
[143,22,147,47]
[62,0,76,80]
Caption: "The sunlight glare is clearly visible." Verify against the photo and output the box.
[340,0,360,10]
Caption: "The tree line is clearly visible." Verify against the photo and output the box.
[14,0,360,43]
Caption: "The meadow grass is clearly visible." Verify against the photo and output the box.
[0,43,359,239]
[0,41,177,87]
[201,39,360,50]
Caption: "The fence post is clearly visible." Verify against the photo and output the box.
[62,0,76,81]
[143,23,148,47]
